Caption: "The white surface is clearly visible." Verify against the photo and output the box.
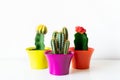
[0,0,120,59]
[0,59,120,80]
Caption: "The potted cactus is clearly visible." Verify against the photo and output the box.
[26,24,49,69]
[45,27,74,75]
[70,26,94,69]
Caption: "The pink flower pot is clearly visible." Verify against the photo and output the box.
[45,50,74,75]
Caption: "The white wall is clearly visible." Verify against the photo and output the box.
[0,0,120,59]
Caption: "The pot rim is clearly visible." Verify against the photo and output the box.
[75,47,94,52]
[45,50,74,55]
[70,47,94,51]
[26,47,50,51]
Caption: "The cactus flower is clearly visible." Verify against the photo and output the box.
[75,26,86,34]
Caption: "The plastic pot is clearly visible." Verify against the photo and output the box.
[70,47,94,69]
[26,47,49,69]
[45,50,74,75]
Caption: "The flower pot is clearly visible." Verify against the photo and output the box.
[45,50,74,75]
[26,47,49,69]
[70,47,94,69]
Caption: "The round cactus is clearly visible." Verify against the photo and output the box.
[74,26,88,50]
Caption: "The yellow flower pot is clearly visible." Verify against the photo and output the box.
[26,47,50,69]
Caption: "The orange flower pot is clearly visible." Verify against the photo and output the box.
[69,47,94,69]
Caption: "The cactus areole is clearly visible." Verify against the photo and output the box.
[35,24,47,50]
[74,26,88,50]
[51,27,70,54]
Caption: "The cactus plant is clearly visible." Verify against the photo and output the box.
[35,24,47,50]
[74,26,88,50]
[51,27,70,54]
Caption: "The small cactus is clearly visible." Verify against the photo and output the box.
[51,27,70,54]
[74,26,88,50]
[35,24,47,50]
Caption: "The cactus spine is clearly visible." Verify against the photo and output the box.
[51,27,70,54]
[74,26,88,50]
[35,24,47,50]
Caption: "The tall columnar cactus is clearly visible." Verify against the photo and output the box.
[74,26,88,50]
[35,24,47,50]
[51,27,70,54]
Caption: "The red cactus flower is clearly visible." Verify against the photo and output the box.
[75,26,86,34]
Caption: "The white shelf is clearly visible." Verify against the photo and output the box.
[0,59,120,80]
